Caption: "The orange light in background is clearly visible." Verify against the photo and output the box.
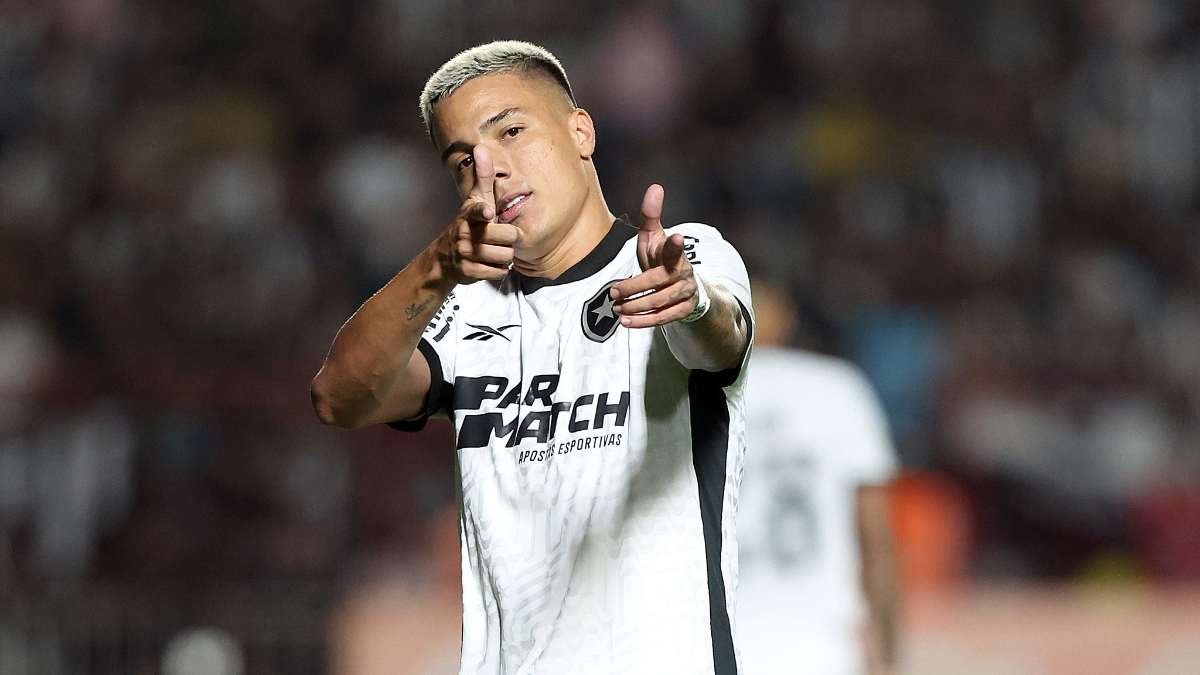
[889,471,973,592]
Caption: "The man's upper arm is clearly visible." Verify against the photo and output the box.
[672,223,753,316]
[670,223,755,374]
[384,343,440,431]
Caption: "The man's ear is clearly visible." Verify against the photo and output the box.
[569,108,596,159]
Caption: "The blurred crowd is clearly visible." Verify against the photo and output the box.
[1,0,1200,631]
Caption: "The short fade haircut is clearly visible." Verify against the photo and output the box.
[419,40,577,140]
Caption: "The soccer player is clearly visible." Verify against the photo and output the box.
[311,41,754,674]
[734,280,900,675]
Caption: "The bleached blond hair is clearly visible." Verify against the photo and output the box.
[419,40,576,139]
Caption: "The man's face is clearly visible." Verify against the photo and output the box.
[433,72,593,258]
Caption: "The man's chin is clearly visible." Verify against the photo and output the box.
[511,218,544,249]
[511,226,558,268]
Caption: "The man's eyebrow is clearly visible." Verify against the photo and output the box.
[480,107,522,133]
[440,108,526,163]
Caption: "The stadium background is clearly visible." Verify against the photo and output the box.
[2,0,1200,673]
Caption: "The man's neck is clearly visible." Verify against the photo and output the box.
[512,190,615,280]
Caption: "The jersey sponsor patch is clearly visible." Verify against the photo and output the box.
[452,373,630,451]
[582,279,622,342]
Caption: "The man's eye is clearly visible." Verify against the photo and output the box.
[503,126,523,138]
[458,156,474,171]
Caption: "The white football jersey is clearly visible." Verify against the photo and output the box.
[392,218,753,675]
[735,349,897,675]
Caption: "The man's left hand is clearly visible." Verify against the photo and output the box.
[609,184,699,328]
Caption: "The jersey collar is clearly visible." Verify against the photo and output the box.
[516,216,638,293]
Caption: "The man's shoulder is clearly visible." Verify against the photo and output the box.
[753,347,859,376]
[661,222,748,279]
[747,349,896,471]
[663,222,723,240]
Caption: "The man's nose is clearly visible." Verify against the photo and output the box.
[487,145,511,179]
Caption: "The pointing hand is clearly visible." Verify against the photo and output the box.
[607,184,700,327]
[439,145,524,284]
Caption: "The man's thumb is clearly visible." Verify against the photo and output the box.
[640,184,665,232]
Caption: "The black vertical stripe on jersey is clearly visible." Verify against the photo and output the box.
[387,338,453,432]
[689,369,737,675]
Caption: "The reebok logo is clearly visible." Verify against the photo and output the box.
[463,323,518,341]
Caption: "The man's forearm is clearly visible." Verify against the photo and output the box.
[865,565,900,671]
[858,484,901,672]
[661,279,751,372]
[312,246,454,428]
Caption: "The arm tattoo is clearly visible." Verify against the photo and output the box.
[405,295,436,321]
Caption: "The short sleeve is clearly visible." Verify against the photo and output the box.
[667,223,755,383]
[387,292,459,432]
[834,363,899,484]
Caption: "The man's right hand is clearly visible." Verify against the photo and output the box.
[312,147,524,428]
[437,145,523,284]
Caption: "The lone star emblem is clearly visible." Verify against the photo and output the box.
[591,293,616,322]
[582,280,623,342]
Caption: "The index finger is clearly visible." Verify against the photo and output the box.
[640,184,665,233]
[477,221,522,246]
[471,145,496,208]
[610,266,674,301]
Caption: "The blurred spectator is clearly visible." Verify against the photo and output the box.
[934,149,1041,269]
[0,310,55,432]
[588,7,687,137]
[30,401,136,581]
[323,136,439,278]
[845,308,947,465]
[162,628,245,675]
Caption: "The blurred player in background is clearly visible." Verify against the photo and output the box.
[736,279,900,675]
[312,41,753,674]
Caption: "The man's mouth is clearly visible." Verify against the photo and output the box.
[499,192,530,223]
